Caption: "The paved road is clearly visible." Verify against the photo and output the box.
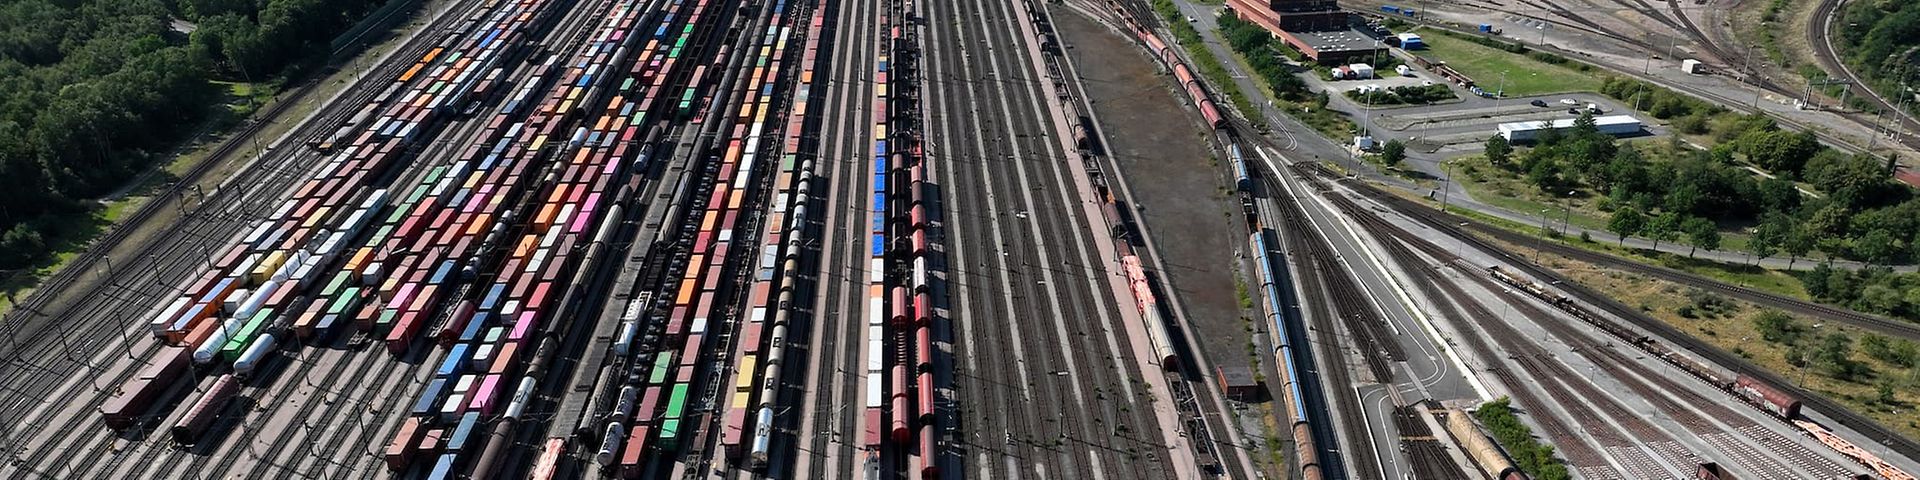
[1166,1,1917,273]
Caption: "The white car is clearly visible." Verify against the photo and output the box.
[1559,98,1579,106]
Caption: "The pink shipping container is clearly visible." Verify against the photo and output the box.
[469,374,500,415]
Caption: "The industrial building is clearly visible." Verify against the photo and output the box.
[1226,0,1388,63]
[1497,114,1644,142]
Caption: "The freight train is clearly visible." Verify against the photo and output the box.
[1104,0,1226,129]
[1249,228,1322,480]
[1487,265,1916,480]
[1486,265,1801,417]
[106,0,564,435]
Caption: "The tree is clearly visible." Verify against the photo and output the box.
[1806,153,1901,210]
[1648,211,1681,250]
[1739,129,1821,174]
[1756,177,1801,213]
[1750,212,1789,262]
[1484,135,1512,166]
[1814,332,1867,381]
[0,0,386,275]
[1607,208,1646,245]
[1752,309,1802,344]
[1860,334,1918,368]
[1783,222,1816,269]
[1381,139,1406,167]
[1682,216,1719,257]
[1527,158,1562,192]
[0,224,46,269]
[1853,228,1901,265]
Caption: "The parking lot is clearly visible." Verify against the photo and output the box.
[1364,92,1660,155]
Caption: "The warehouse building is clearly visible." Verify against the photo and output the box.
[1497,115,1643,142]
[1226,0,1387,64]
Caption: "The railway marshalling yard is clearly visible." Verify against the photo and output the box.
[2,0,1918,478]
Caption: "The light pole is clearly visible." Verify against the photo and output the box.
[1496,70,1509,98]
[1560,189,1576,238]
[1535,208,1551,263]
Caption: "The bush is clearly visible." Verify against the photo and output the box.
[1345,84,1456,106]
[0,224,47,269]
[1598,77,1723,119]
[1475,398,1573,480]
[1752,309,1805,345]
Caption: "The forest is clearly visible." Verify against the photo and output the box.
[1836,0,1920,116]
[0,0,385,269]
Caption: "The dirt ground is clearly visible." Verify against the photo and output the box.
[1050,9,1254,375]
[1733,0,1831,96]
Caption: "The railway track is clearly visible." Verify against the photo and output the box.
[1807,0,1920,150]
[1283,175,1625,478]
[1326,185,1861,479]
[1464,203,1920,344]
[1305,164,1920,464]
[1392,405,1470,480]
[0,0,432,338]
[0,0,497,474]
[1264,174,1382,480]
[794,0,881,473]
[918,0,1188,476]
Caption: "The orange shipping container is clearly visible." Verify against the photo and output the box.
[181,315,222,351]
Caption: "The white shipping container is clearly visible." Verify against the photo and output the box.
[148,297,192,336]
[864,374,884,408]
[223,288,251,315]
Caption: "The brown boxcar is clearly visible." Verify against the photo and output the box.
[1732,375,1800,419]
[170,373,240,443]
[100,346,193,429]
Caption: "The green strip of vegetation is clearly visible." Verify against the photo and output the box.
[1345,84,1457,106]
[1150,0,1261,120]
[1473,398,1572,480]
[1756,0,1793,68]
[1215,13,1356,139]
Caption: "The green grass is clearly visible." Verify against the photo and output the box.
[1446,156,1611,231]
[0,208,115,317]
[1418,32,1602,97]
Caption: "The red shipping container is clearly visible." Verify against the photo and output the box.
[918,372,935,422]
[527,282,552,311]
[384,417,424,471]
[720,407,747,447]
[740,322,763,354]
[386,310,423,354]
[179,312,221,349]
[618,425,650,479]
[864,408,884,447]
